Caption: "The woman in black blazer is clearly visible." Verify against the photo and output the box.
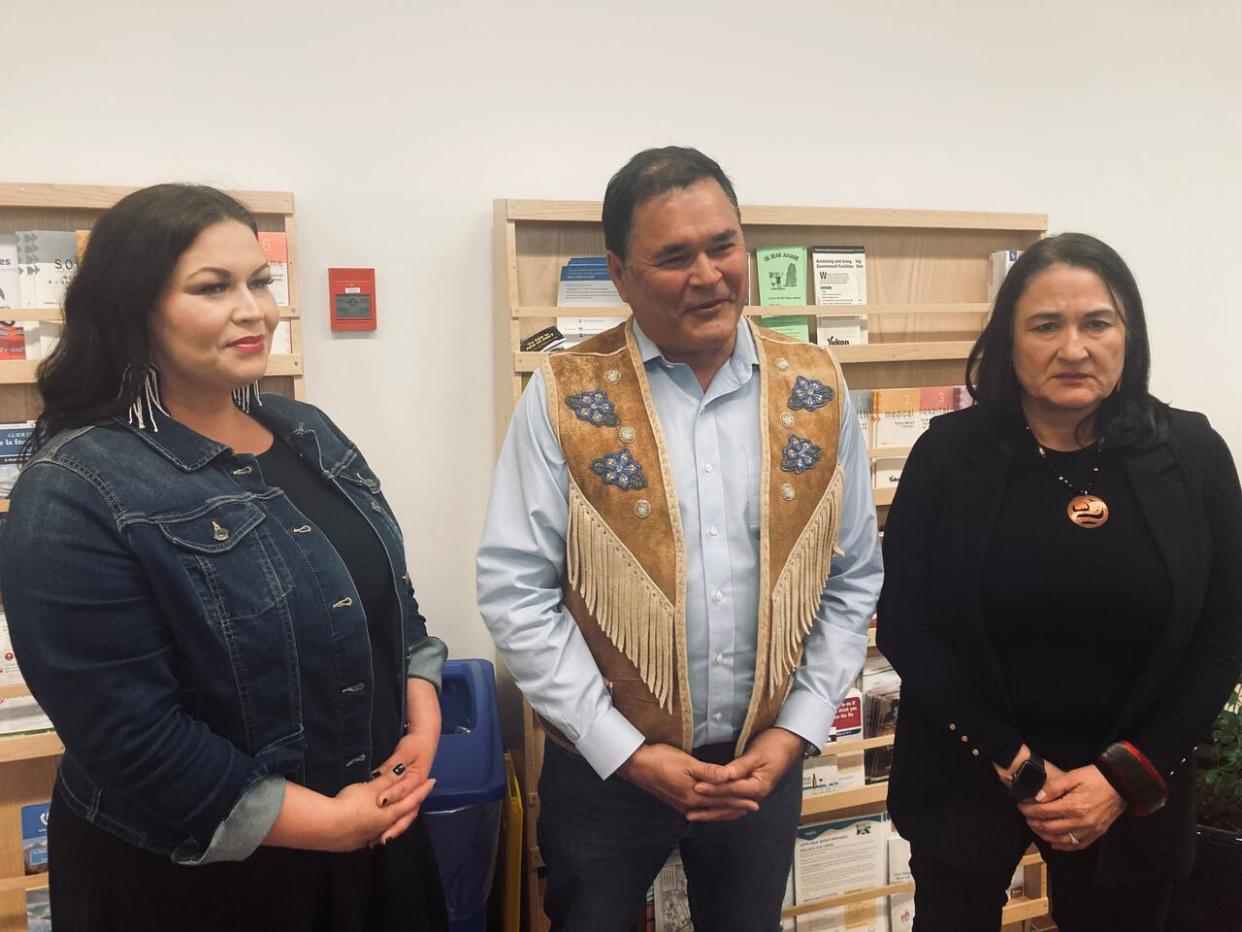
[877,233,1242,932]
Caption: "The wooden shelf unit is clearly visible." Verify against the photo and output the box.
[0,181,305,930]
[0,182,306,409]
[492,197,1048,932]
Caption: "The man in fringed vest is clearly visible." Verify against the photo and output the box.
[478,147,883,931]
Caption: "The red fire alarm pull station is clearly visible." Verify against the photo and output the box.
[328,268,377,331]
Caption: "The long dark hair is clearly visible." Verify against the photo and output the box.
[966,232,1166,449]
[29,184,258,454]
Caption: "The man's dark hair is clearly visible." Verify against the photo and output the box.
[966,231,1166,449]
[602,147,739,261]
[30,184,258,452]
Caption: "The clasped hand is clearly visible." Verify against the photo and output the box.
[1016,761,1126,851]
[618,728,805,822]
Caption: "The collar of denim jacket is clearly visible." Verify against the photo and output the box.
[118,393,313,472]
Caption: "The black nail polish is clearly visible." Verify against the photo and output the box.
[379,797,389,807]
[392,763,406,776]
[369,770,382,780]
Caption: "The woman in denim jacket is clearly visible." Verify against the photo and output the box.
[0,185,449,931]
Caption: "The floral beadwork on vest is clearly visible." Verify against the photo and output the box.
[787,375,835,411]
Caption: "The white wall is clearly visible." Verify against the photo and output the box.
[6,0,1239,660]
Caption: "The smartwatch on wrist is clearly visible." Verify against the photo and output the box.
[1006,750,1046,801]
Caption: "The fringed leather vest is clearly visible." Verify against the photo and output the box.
[542,318,844,755]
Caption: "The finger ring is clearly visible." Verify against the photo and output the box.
[1066,832,1080,846]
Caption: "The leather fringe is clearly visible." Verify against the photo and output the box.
[567,482,675,710]
[768,472,844,697]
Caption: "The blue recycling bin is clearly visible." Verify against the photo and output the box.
[424,659,506,932]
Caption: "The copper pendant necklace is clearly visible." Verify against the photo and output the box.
[1028,427,1109,529]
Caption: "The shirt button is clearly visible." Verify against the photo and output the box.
[714,653,725,665]
[713,712,724,722]
[709,526,719,537]
[713,590,725,604]
[704,463,714,473]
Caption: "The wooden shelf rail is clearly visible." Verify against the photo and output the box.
[502,199,1047,232]
[511,303,990,320]
[0,873,49,895]
[0,731,63,764]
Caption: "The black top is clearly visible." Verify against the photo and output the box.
[878,405,1242,880]
[257,434,403,763]
[981,437,1171,767]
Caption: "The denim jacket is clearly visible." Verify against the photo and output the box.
[0,395,446,864]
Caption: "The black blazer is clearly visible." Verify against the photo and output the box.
[877,405,1242,882]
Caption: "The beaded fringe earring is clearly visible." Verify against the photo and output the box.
[232,381,263,414]
[125,363,169,432]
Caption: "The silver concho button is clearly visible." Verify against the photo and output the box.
[619,426,637,444]
[775,357,790,371]
[781,483,796,502]
[605,369,622,384]
[211,520,230,542]
[633,500,652,519]
[780,412,795,429]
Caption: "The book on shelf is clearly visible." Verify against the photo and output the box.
[812,246,867,347]
[0,321,27,360]
[850,390,873,448]
[805,686,865,796]
[26,886,51,932]
[556,257,625,307]
[0,233,19,308]
[0,421,35,497]
[916,387,956,432]
[873,458,903,492]
[828,687,863,743]
[872,389,920,450]
[763,315,811,342]
[871,386,968,453]
[756,246,808,307]
[988,249,1021,303]
[862,656,900,783]
[75,228,91,262]
[803,749,864,798]
[816,315,868,347]
[652,849,693,932]
[0,694,54,735]
[1,610,25,687]
[887,833,913,932]
[793,813,889,931]
[520,325,565,353]
[257,231,290,306]
[22,801,50,874]
[782,869,796,931]
[0,234,41,361]
[556,257,625,347]
[757,247,810,343]
[15,230,77,309]
[812,246,867,307]
[257,231,292,353]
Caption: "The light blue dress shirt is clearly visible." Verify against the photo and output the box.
[477,317,883,778]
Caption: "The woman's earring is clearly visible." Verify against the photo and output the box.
[232,381,263,414]
[125,363,168,431]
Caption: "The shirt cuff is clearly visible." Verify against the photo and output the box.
[178,775,286,865]
[574,707,646,779]
[406,636,449,692]
[775,688,835,753]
